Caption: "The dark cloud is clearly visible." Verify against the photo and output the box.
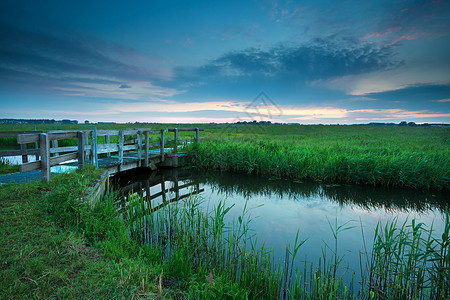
[173,38,401,86]
[119,84,132,89]
[365,84,450,103]
[0,21,154,89]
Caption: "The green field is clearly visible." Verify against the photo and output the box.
[1,124,449,190]
[195,124,450,191]
[1,124,449,298]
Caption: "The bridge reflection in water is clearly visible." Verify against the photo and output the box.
[113,168,204,214]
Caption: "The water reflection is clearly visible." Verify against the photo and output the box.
[113,167,448,287]
[113,168,204,213]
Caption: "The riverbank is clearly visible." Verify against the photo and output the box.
[1,167,448,299]
[0,168,176,299]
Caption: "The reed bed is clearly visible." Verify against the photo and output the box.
[121,190,449,299]
[192,131,449,191]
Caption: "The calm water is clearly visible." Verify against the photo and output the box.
[113,167,449,284]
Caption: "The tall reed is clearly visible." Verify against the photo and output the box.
[121,189,450,299]
[189,136,449,191]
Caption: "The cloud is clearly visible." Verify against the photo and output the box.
[433,98,450,103]
[173,38,399,86]
[0,19,175,99]
[55,81,183,101]
[359,1,450,46]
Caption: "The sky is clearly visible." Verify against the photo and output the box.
[0,0,449,124]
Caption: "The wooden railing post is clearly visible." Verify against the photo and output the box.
[40,133,51,183]
[93,126,98,168]
[119,130,124,168]
[195,128,199,142]
[137,130,142,167]
[20,143,28,163]
[105,135,111,158]
[144,131,149,167]
[77,131,85,169]
[84,132,90,164]
[34,126,39,161]
[52,140,59,157]
[160,129,165,162]
[161,180,166,202]
[174,128,178,154]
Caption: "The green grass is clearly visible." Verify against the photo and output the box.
[0,159,19,174]
[0,167,181,299]
[189,125,450,191]
[1,164,448,299]
[2,124,448,190]
[123,186,449,299]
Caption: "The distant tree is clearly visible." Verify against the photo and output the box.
[399,121,407,126]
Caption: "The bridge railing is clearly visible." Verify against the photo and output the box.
[0,130,42,163]
[17,131,86,182]
[15,127,204,183]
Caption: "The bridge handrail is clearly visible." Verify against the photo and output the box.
[14,127,202,182]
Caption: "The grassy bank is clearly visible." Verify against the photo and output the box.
[1,167,449,299]
[193,125,449,191]
[125,185,449,299]
[0,168,181,299]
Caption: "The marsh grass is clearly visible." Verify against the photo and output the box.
[123,188,450,299]
[191,132,449,191]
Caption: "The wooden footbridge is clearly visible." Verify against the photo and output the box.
[8,128,203,183]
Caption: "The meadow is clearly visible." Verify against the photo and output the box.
[1,123,448,191]
[196,124,449,191]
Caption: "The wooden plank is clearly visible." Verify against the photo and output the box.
[19,160,41,173]
[34,126,39,161]
[48,132,78,141]
[0,149,40,157]
[160,180,166,202]
[40,133,50,182]
[96,130,120,136]
[52,140,59,157]
[173,128,178,154]
[123,144,138,151]
[133,127,153,132]
[137,130,142,167]
[49,146,78,154]
[118,130,124,167]
[0,131,42,137]
[105,135,111,157]
[77,131,85,169]
[93,127,98,168]
[90,131,96,167]
[97,143,119,154]
[49,152,77,166]
[20,143,28,163]
[123,129,141,135]
[17,133,40,144]
[144,131,149,167]
[160,129,165,162]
